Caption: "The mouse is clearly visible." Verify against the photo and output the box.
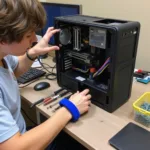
[34,82,50,91]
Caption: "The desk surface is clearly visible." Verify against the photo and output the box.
[20,57,150,150]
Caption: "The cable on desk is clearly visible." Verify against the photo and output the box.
[38,66,53,70]
[18,73,56,89]
[19,78,41,88]
[42,62,56,69]
[37,57,54,74]
[19,55,56,88]
[45,73,56,80]
[31,42,56,73]
[52,64,56,72]
[37,56,57,80]
[19,77,50,88]
[21,108,37,126]
[45,64,56,80]
[48,53,53,57]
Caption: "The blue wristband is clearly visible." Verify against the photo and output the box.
[59,98,80,122]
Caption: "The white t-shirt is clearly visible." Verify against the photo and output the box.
[0,55,26,143]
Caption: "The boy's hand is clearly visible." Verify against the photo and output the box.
[69,89,91,115]
[28,27,60,57]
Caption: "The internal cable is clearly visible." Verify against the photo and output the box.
[72,67,89,73]
[97,64,109,76]
[93,57,110,77]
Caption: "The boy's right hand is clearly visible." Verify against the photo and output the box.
[69,89,91,115]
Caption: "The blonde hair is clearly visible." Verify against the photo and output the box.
[0,0,46,43]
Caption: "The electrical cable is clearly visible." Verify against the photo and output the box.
[72,67,89,73]
[41,62,56,69]
[45,73,56,80]
[37,56,53,74]
[19,77,51,88]
[38,56,56,72]
[97,64,109,76]
[93,57,110,77]
[38,58,57,80]
[19,78,41,88]
[18,57,56,88]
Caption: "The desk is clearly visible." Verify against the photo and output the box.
[20,57,150,150]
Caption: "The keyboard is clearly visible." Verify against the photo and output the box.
[17,68,46,84]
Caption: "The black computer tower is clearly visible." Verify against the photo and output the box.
[54,15,140,112]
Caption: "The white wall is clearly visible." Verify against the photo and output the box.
[40,0,150,70]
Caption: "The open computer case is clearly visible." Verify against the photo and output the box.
[54,15,140,112]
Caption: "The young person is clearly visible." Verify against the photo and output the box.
[0,0,91,149]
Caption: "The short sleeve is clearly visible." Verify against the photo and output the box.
[5,55,19,71]
[0,90,19,143]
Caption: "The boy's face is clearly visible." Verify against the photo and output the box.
[1,31,37,56]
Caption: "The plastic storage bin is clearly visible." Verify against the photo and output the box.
[133,92,150,127]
